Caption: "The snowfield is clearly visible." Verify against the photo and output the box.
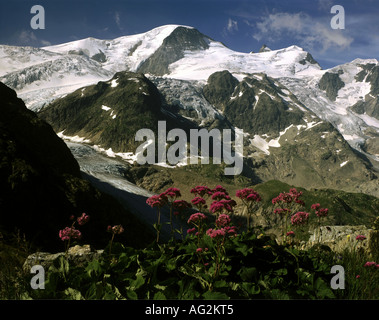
[0,24,378,164]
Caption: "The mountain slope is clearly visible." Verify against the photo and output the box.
[1,24,378,197]
[0,82,154,250]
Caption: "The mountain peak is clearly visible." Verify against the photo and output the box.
[259,44,271,52]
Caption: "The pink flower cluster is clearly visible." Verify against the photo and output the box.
[107,224,124,235]
[209,199,236,214]
[272,188,304,206]
[59,212,90,242]
[211,191,231,201]
[190,185,212,197]
[164,187,181,199]
[187,212,207,225]
[356,235,367,241]
[146,193,168,208]
[59,227,82,241]
[77,213,90,226]
[206,226,237,239]
[215,214,231,228]
[290,211,310,226]
[236,188,261,202]
[311,203,328,218]
[172,199,192,210]
[191,197,207,207]
[274,208,291,216]
[212,185,227,193]
[363,261,379,268]
[286,231,295,237]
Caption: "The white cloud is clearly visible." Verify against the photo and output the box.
[222,18,238,37]
[114,11,123,30]
[252,12,353,52]
[17,30,51,47]
[227,18,238,33]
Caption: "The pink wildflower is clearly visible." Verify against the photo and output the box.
[236,188,261,202]
[107,224,124,234]
[312,203,328,218]
[187,227,196,234]
[191,197,207,207]
[224,226,238,236]
[196,248,203,253]
[59,227,82,241]
[216,214,231,227]
[286,231,295,237]
[291,211,310,226]
[206,228,226,239]
[274,208,291,215]
[112,225,124,234]
[356,235,367,241]
[211,191,231,200]
[210,199,236,214]
[364,261,377,268]
[163,187,181,199]
[211,185,227,194]
[77,213,90,226]
[146,193,168,208]
[272,188,304,206]
[190,186,212,197]
[187,212,207,225]
[172,199,192,210]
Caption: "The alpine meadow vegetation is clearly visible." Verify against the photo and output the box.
[5,185,379,300]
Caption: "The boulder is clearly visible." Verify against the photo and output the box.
[307,225,373,253]
[23,245,104,272]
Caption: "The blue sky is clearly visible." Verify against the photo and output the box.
[1,0,378,69]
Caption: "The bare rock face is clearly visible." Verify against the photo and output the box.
[23,245,104,272]
[307,225,374,253]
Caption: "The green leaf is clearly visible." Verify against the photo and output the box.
[153,291,167,300]
[241,282,260,296]
[126,290,138,300]
[235,243,252,256]
[315,277,335,299]
[154,284,167,291]
[64,287,84,300]
[239,267,257,282]
[274,268,288,276]
[203,291,229,300]
[213,280,228,289]
[130,274,145,290]
[85,259,103,277]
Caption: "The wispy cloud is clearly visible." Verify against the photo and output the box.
[317,0,334,11]
[114,11,123,31]
[227,18,238,33]
[252,12,353,52]
[16,30,51,47]
[222,18,238,37]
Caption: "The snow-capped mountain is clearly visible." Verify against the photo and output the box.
[0,25,320,110]
[1,24,378,196]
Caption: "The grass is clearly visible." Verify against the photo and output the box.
[0,229,32,299]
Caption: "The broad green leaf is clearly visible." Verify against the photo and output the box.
[64,287,84,300]
[153,291,167,300]
[202,290,229,300]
